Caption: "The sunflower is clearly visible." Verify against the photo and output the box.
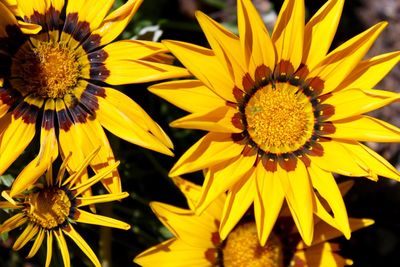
[0,148,130,267]
[149,0,400,245]
[134,177,373,267]
[0,0,189,196]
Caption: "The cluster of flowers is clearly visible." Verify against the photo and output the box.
[0,0,399,266]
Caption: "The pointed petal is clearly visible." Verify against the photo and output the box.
[272,0,305,71]
[26,228,45,258]
[196,155,256,215]
[336,51,400,91]
[329,115,400,142]
[278,162,314,245]
[170,106,243,133]
[75,208,130,230]
[169,133,243,177]
[149,80,225,114]
[219,168,256,240]
[163,40,237,102]
[171,177,202,210]
[195,11,247,89]
[254,164,285,245]
[13,223,39,251]
[323,88,400,121]
[0,213,27,233]
[54,229,70,267]
[63,224,101,267]
[45,231,53,267]
[237,0,276,72]
[134,238,212,267]
[303,0,344,69]
[309,22,387,94]
[76,192,129,207]
[308,165,350,238]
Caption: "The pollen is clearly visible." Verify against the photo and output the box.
[11,41,80,99]
[244,83,314,154]
[24,187,72,229]
[222,222,283,267]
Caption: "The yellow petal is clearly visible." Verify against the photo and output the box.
[170,106,243,133]
[76,192,129,207]
[0,2,18,37]
[163,40,236,102]
[68,0,113,31]
[295,242,351,266]
[303,0,344,69]
[13,223,39,251]
[309,22,387,94]
[17,21,42,34]
[0,213,26,233]
[26,228,45,259]
[308,164,350,238]
[219,168,256,240]
[336,51,400,91]
[63,224,101,267]
[323,88,400,121]
[17,0,47,19]
[329,115,400,142]
[149,80,225,114]
[196,155,256,215]
[341,141,400,181]
[169,133,243,177]
[96,93,173,156]
[279,162,314,245]
[253,164,285,245]
[134,238,211,267]
[150,202,215,248]
[54,229,70,267]
[272,0,305,71]
[237,0,276,72]
[45,231,53,267]
[75,208,130,230]
[196,11,247,89]
[171,177,202,210]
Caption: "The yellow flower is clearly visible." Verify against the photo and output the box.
[150,0,400,245]
[134,177,373,267]
[0,148,130,267]
[0,0,188,196]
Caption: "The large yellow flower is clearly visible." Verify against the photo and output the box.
[149,0,400,245]
[134,177,373,267]
[0,0,188,196]
[0,148,130,267]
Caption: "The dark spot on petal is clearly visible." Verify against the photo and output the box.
[89,63,110,81]
[262,155,277,172]
[242,73,254,93]
[87,49,109,64]
[278,154,297,172]
[63,13,91,42]
[12,100,39,124]
[82,34,101,52]
[57,107,73,131]
[85,83,106,97]
[42,108,55,130]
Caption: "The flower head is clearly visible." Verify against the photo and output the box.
[0,0,188,196]
[150,0,400,245]
[0,148,130,267]
[134,178,373,267]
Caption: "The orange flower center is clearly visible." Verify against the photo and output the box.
[24,187,71,229]
[222,222,284,267]
[11,41,80,99]
[244,83,314,154]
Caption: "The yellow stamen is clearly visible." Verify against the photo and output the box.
[24,187,71,229]
[222,222,283,267]
[244,83,314,154]
[11,41,80,99]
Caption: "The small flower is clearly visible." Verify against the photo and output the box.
[0,0,189,196]
[134,177,372,267]
[0,148,130,267]
[150,0,400,245]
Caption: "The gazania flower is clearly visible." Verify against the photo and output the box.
[150,0,400,245]
[0,0,188,196]
[0,148,130,267]
[134,177,373,267]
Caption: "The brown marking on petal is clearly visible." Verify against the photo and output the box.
[211,231,221,245]
[231,112,244,131]
[242,73,255,93]
[63,13,91,42]
[233,86,244,102]
[68,102,89,124]
[262,156,277,172]
[25,11,46,28]
[79,90,99,115]
[231,133,245,143]
[298,154,311,167]
[57,108,73,131]
[274,60,295,78]
[87,49,109,64]
[205,248,217,264]
[318,122,336,135]
[242,144,257,157]
[89,63,110,81]
[306,142,324,157]
[294,64,309,80]
[12,101,39,124]
[46,6,61,32]
[254,64,272,84]
[316,104,335,121]
[85,83,106,97]
[278,155,297,172]
[42,108,55,130]
[82,34,101,53]
[316,92,332,104]
[0,87,19,106]
[306,77,324,96]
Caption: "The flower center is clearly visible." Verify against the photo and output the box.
[222,222,283,267]
[244,83,314,154]
[24,187,72,229]
[11,41,80,99]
